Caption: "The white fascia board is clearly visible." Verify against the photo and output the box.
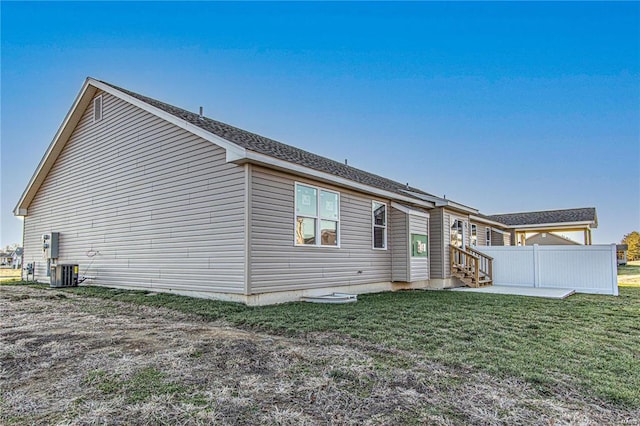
[87,79,247,160]
[401,190,478,213]
[490,227,510,235]
[390,202,430,218]
[400,190,448,206]
[469,214,509,228]
[511,221,595,230]
[14,78,98,216]
[445,202,479,215]
[239,151,435,208]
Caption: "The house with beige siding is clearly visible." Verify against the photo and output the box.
[14,78,593,304]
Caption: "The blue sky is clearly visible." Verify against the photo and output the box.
[1,1,639,247]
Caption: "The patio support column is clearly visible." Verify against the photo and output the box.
[519,232,526,246]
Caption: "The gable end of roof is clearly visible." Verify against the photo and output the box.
[16,78,440,215]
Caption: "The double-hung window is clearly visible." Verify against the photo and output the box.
[372,201,387,249]
[486,227,492,246]
[295,183,339,246]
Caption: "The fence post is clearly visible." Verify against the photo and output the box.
[611,243,619,296]
[533,244,540,288]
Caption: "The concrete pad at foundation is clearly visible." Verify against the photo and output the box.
[450,286,575,299]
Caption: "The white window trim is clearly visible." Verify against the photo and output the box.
[93,95,103,123]
[372,200,388,250]
[294,182,340,248]
[486,227,492,246]
[471,224,478,247]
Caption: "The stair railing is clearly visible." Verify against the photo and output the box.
[466,246,493,285]
[450,245,493,287]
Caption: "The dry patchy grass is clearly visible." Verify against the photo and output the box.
[2,285,638,425]
[0,268,21,280]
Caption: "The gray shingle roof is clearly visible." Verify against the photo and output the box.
[100,81,436,201]
[488,208,597,227]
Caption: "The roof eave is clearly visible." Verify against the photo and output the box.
[444,201,479,215]
[390,202,430,218]
[469,214,509,228]
[235,151,435,208]
[508,221,597,230]
[490,227,510,235]
[400,190,477,212]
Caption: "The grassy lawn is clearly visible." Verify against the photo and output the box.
[618,260,640,286]
[16,282,637,409]
[9,285,637,424]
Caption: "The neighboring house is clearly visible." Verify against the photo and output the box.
[0,252,12,266]
[525,233,581,246]
[11,248,23,269]
[617,244,628,266]
[12,78,594,304]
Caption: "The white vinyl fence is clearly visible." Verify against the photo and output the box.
[476,244,618,296]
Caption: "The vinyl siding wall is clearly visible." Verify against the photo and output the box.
[470,221,488,246]
[390,207,409,282]
[23,92,246,293]
[249,167,392,293]
[429,208,445,279]
[409,214,429,281]
[491,230,509,246]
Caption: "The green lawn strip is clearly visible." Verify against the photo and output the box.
[618,263,640,276]
[7,281,640,407]
[84,367,187,404]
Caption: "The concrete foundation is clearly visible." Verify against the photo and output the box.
[74,279,434,306]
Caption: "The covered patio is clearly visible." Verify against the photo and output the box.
[488,207,598,245]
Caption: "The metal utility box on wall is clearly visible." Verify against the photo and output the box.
[50,264,78,288]
[42,232,59,259]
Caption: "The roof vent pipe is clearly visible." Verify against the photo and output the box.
[199,106,203,117]
[345,159,348,165]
